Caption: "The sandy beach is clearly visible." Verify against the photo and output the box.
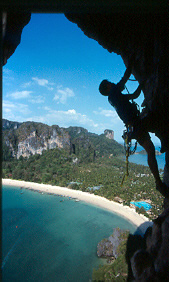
[2,178,151,232]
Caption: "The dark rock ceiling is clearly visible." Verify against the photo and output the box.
[65,12,169,142]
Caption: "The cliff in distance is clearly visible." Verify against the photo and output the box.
[2,119,122,160]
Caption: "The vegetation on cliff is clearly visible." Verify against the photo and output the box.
[2,119,164,219]
[93,228,130,281]
[3,146,163,218]
[92,227,148,281]
[2,119,124,159]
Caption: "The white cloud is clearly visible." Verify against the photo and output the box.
[3,100,32,121]
[3,68,14,80]
[39,107,98,129]
[22,81,33,88]
[3,101,16,109]
[93,107,125,140]
[29,95,45,104]
[54,87,75,104]
[44,106,51,111]
[93,108,121,122]
[32,77,54,90]
[9,90,32,99]
[32,77,48,86]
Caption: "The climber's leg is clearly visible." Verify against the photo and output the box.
[140,138,169,197]
[141,139,161,183]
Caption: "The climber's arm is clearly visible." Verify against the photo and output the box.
[117,63,132,91]
[116,55,136,91]
[124,84,142,100]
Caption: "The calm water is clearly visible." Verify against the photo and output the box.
[2,185,136,282]
[125,145,165,169]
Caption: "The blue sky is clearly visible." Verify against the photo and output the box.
[3,13,159,144]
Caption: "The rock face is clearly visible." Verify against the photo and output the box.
[3,119,123,160]
[16,128,68,159]
[2,119,21,131]
[65,11,168,119]
[104,129,114,140]
[63,13,169,279]
[97,228,129,259]
[3,11,31,65]
[65,11,169,153]
[129,201,169,280]
[3,121,70,159]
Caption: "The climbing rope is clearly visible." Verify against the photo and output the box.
[121,81,140,186]
[121,126,137,187]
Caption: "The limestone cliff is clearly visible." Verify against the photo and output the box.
[104,129,114,140]
[3,121,70,159]
[3,119,123,160]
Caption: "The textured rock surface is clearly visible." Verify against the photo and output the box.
[3,119,123,160]
[64,13,169,279]
[97,228,129,259]
[65,12,168,122]
[65,10,169,192]
[104,129,114,140]
[3,121,70,159]
[3,11,31,65]
[129,204,169,280]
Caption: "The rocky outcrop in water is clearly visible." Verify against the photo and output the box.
[97,228,129,259]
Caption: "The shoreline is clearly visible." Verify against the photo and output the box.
[2,178,151,232]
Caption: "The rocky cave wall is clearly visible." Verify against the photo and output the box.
[65,12,168,117]
[64,11,169,183]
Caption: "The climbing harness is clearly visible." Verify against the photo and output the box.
[121,125,137,187]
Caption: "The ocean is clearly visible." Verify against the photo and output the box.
[2,185,136,282]
[123,145,165,170]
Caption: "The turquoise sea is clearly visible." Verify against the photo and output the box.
[124,145,165,169]
[2,185,137,282]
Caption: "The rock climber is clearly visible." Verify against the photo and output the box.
[99,60,169,197]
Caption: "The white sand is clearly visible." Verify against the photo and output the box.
[2,179,152,232]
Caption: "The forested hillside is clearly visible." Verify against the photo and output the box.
[2,119,124,160]
[2,119,164,219]
[3,147,163,219]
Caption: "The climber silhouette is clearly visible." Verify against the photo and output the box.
[99,60,169,197]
